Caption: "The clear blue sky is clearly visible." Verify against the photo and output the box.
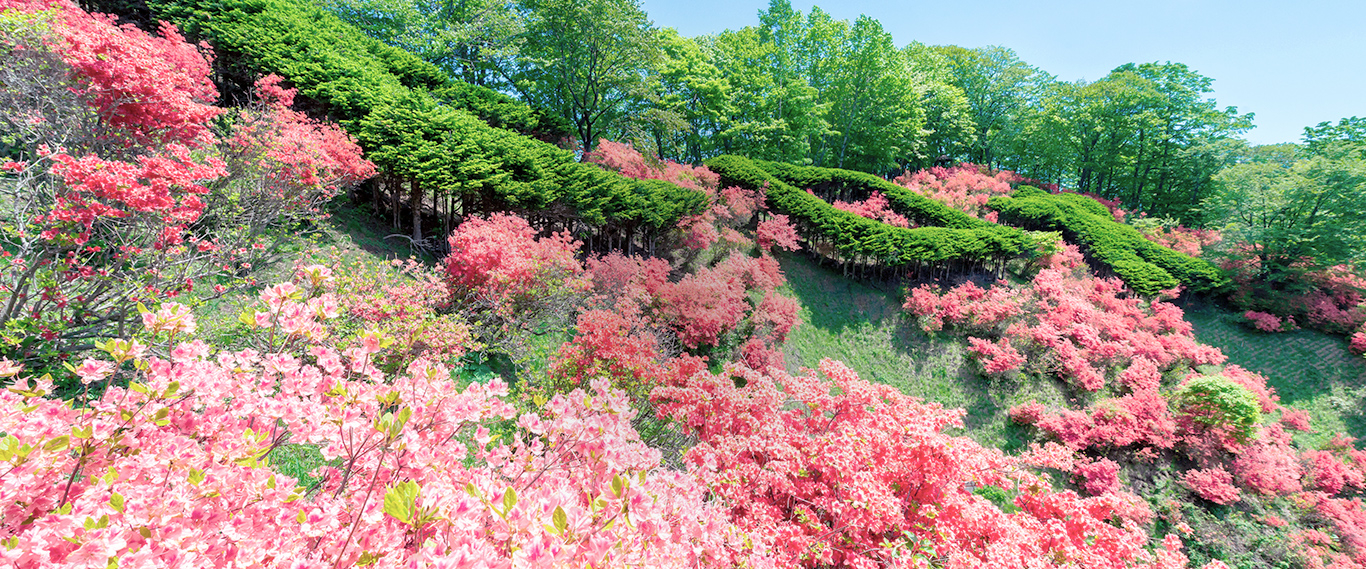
[640,0,1365,146]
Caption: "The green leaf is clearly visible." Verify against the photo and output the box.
[43,435,68,452]
[109,493,124,513]
[383,480,419,525]
[552,505,567,534]
[610,473,625,497]
[501,487,517,515]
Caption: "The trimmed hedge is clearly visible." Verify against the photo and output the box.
[988,191,1228,296]
[146,0,706,233]
[751,160,999,231]
[705,155,1028,266]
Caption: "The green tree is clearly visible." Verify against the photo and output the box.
[1204,141,1366,283]
[509,0,659,154]
[935,45,1050,169]
[808,14,923,173]
[904,42,976,170]
[319,0,522,85]
[629,28,734,163]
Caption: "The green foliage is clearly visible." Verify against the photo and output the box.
[704,155,1027,266]
[1174,374,1262,443]
[1204,142,1366,282]
[317,0,521,86]
[933,45,1050,170]
[148,0,447,122]
[147,0,705,235]
[988,191,1228,295]
[509,0,660,153]
[751,159,1003,231]
[430,82,541,135]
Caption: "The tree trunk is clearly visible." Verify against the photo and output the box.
[411,178,423,242]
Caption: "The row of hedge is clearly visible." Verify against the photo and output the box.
[988,187,1229,295]
[145,0,706,234]
[750,160,999,231]
[704,155,1029,266]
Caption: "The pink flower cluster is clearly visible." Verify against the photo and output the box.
[652,359,1186,569]
[830,191,910,228]
[444,212,589,320]
[587,140,791,253]
[906,267,1222,390]
[1137,224,1222,258]
[1245,310,1290,332]
[0,284,738,568]
[893,163,1014,222]
[1182,467,1241,505]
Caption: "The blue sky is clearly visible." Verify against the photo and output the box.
[640,0,1365,146]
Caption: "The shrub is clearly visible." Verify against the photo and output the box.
[0,0,370,368]
[444,213,588,322]
[704,155,1028,268]
[988,191,1227,295]
[1173,375,1263,445]
[892,163,1015,222]
[1183,467,1242,505]
[653,359,1173,569]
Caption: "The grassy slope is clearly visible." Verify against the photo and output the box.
[776,249,1366,454]
[776,251,1068,449]
[1185,303,1366,447]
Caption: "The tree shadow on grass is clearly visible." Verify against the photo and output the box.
[776,251,904,333]
[1185,303,1366,442]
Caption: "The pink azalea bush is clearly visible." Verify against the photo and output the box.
[1182,467,1241,505]
[906,266,1223,391]
[444,212,589,321]
[0,274,742,568]
[587,140,784,253]
[892,163,1015,222]
[652,359,1196,569]
[830,191,910,228]
[0,0,371,365]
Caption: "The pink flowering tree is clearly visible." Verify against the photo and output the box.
[0,0,371,369]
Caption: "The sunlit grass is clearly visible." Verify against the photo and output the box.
[776,252,1064,450]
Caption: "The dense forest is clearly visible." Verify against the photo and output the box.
[2,0,1365,567]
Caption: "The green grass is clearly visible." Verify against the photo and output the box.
[193,200,434,343]
[776,252,1066,449]
[1184,304,1366,448]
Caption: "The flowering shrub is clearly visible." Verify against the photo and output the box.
[0,0,371,367]
[1222,255,1366,337]
[653,359,1183,569]
[905,267,1223,390]
[1244,310,1290,332]
[320,259,476,373]
[1182,467,1241,505]
[1132,220,1222,258]
[587,140,765,252]
[830,191,910,228]
[445,213,589,320]
[1076,458,1122,496]
[892,163,1014,222]
[0,276,743,568]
